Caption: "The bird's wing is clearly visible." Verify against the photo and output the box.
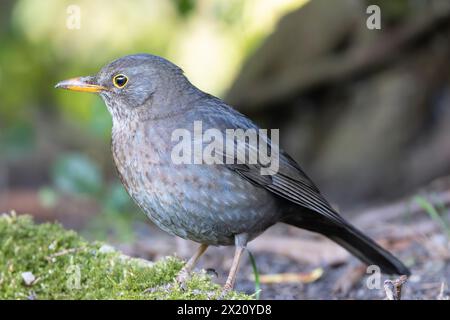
[198,100,346,225]
[227,156,345,225]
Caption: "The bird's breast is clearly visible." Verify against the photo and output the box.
[111,121,168,195]
[110,120,281,245]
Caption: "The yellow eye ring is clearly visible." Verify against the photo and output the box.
[113,74,128,88]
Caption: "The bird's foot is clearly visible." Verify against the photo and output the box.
[218,284,232,300]
[175,268,191,290]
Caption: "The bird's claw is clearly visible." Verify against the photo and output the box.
[175,268,191,291]
[218,284,232,300]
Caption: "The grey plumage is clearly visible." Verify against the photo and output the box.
[56,54,410,289]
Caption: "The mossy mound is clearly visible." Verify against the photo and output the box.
[0,213,250,300]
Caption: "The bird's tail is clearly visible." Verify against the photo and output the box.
[284,215,411,276]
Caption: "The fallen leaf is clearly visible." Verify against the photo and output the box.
[257,268,323,284]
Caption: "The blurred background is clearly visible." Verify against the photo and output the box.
[1,0,450,299]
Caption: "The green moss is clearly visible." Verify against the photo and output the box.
[0,213,250,300]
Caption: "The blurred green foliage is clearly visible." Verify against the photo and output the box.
[46,152,141,242]
[414,196,450,238]
[174,0,197,17]
[0,122,36,161]
[52,153,102,195]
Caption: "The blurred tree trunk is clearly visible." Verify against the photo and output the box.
[226,0,450,211]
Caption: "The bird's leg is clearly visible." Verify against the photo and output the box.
[223,246,245,291]
[222,234,248,293]
[176,243,208,285]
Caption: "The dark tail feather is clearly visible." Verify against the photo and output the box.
[285,216,411,276]
[327,224,410,275]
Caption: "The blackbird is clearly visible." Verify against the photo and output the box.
[56,54,410,292]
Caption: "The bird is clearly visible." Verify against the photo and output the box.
[55,53,410,293]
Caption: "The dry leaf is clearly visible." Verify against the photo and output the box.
[258,268,323,284]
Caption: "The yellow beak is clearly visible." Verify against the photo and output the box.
[55,76,107,93]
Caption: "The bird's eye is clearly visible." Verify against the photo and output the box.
[113,74,128,88]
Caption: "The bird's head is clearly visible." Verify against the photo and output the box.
[55,54,193,123]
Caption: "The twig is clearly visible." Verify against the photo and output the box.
[384,275,408,300]
[46,247,84,261]
[333,264,366,296]
[437,282,449,300]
